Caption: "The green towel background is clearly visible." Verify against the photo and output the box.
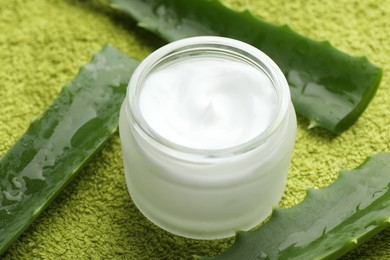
[0,0,389,259]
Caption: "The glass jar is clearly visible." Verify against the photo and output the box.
[119,36,296,239]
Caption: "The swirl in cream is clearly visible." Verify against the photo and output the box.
[139,57,277,150]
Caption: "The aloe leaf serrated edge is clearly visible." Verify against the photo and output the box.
[110,0,383,134]
[204,153,390,259]
[0,45,139,255]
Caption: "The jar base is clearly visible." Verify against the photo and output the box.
[126,176,275,240]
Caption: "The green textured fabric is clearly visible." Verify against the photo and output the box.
[0,0,389,259]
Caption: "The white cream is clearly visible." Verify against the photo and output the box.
[139,58,277,150]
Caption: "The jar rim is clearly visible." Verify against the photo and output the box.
[126,36,290,158]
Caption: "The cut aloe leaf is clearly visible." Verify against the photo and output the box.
[204,153,390,259]
[0,45,138,255]
[110,0,383,134]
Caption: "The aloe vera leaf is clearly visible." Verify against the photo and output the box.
[0,45,138,255]
[110,0,383,134]
[201,153,390,259]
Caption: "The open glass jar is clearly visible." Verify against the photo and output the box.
[119,36,296,239]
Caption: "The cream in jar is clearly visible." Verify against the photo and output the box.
[139,57,277,150]
[119,36,296,239]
